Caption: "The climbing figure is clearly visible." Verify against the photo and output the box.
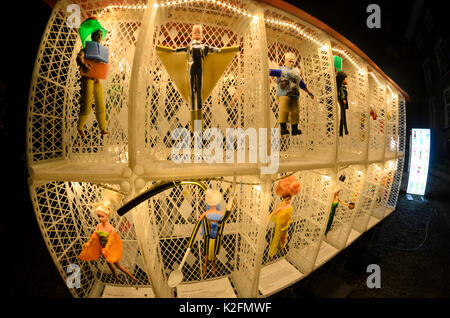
[76,17,109,137]
[269,52,315,136]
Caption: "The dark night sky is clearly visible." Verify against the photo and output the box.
[0,0,429,298]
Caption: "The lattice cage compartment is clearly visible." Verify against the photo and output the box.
[28,0,146,166]
[384,87,399,158]
[264,8,336,163]
[331,44,370,162]
[261,169,334,276]
[372,159,397,219]
[353,163,383,232]
[387,157,404,210]
[397,95,407,155]
[325,164,365,249]
[135,176,265,298]
[29,180,152,298]
[368,71,387,161]
[136,1,265,169]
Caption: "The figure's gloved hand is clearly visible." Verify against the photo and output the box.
[81,63,91,73]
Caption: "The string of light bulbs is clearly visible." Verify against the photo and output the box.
[95,0,324,46]
[332,48,363,73]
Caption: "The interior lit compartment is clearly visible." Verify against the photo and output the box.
[367,70,387,161]
[352,163,381,233]
[324,165,366,249]
[370,159,397,222]
[264,6,336,166]
[384,86,399,159]
[332,43,370,163]
[136,0,265,176]
[258,169,334,296]
[29,181,153,298]
[386,157,405,216]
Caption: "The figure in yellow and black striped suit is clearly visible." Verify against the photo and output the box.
[187,188,235,275]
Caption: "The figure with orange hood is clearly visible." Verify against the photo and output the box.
[268,175,301,258]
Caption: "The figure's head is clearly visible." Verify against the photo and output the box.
[205,189,222,207]
[95,204,111,223]
[192,24,203,41]
[91,30,103,43]
[78,17,107,48]
[336,71,348,86]
[348,202,355,210]
[275,175,301,199]
[284,52,297,69]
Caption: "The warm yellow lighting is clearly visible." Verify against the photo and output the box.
[369,72,384,89]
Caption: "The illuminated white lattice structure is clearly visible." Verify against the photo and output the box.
[27,0,407,298]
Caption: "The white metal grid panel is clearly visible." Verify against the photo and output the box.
[385,88,399,158]
[397,95,407,154]
[372,159,397,219]
[352,163,383,232]
[30,181,151,298]
[325,165,365,249]
[368,72,387,161]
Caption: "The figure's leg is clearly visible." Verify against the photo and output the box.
[212,257,216,276]
[77,78,94,136]
[342,107,349,135]
[279,229,288,251]
[290,98,302,135]
[325,208,336,236]
[339,104,344,137]
[196,65,202,111]
[278,96,290,135]
[203,255,208,275]
[93,80,108,134]
[114,262,138,282]
[190,67,197,111]
[107,262,119,281]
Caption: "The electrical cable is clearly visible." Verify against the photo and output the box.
[376,206,438,252]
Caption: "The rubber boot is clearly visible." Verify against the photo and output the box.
[280,122,289,135]
[291,123,302,136]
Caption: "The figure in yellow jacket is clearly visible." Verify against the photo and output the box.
[78,190,137,282]
[268,176,301,259]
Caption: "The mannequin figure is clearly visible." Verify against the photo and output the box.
[187,188,235,275]
[325,189,355,236]
[76,17,109,137]
[269,52,314,136]
[78,190,137,282]
[268,176,301,258]
[156,25,240,132]
[336,71,349,137]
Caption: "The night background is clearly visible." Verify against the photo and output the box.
[0,0,449,303]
